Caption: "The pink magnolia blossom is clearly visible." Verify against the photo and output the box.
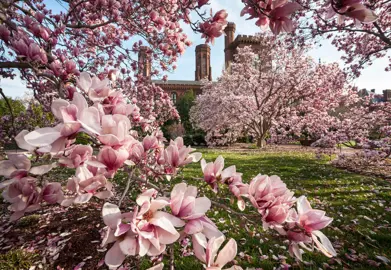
[41,182,64,204]
[326,0,378,24]
[169,183,221,238]
[101,189,184,268]
[200,156,235,192]
[248,174,295,227]
[269,2,301,34]
[2,177,41,221]
[97,146,129,178]
[286,196,336,260]
[164,137,202,174]
[59,145,93,168]
[23,92,101,154]
[0,154,55,188]
[98,114,133,147]
[77,72,111,102]
[62,166,113,206]
[193,235,240,270]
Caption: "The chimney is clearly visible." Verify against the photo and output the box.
[195,44,212,81]
[224,22,236,70]
[138,46,151,80]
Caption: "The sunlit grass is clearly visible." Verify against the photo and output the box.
[178,149,391,269]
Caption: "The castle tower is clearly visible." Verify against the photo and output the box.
[138,46,151,80]
[195,44,212,81]
[224,22,236,70]
[383,89,391,101]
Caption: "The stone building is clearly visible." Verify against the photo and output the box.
[138,22,262,103]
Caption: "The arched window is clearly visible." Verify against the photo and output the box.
[170,92,177,104]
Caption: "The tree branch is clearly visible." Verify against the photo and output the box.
[0,62,31,69]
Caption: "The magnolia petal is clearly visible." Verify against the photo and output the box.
[8,154,31,171]
[312,230,337,257]
[30,163,56,175]
[0,179,15,189]
[215,238,237,267]
[24,127,62,147]
[185,219,203,235]
[119,235,137,255]
[0,160,16,178]
[74,193,93,204]
[154,211,185,227]
[77,72,92,92]
[192,233,207,263]
[79,107,102,135]
[102,202,121,228]
[95,190,113,199]
[193,197,211,214]
[105,242,125,268]
[297,196,312,215]
[51,99,69,120]
[156,227,180,245]
[149,216,178,235]
[15,130,35,151]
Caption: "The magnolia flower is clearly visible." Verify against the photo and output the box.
[98,114,132,147]
[62,166,113,206]
[169,183,221,238]
[2,176,41,221]
[0,154,55,188]
[41,182,64,204]
[101,189,184,268]
[58,145,93,168]
[200,156,235,192]
[23,92,101,154]
[326,0,378,24]
[248,174,295,227]
[77,72,111,102]
[164,137,202,174]
[98,146,129,178]
[193,235,240,270]
[269,2,301,34]
[286,196,336,260]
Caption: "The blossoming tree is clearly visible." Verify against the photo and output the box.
[190,37,347,147]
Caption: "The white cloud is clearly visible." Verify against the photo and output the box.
[0,76,29,98]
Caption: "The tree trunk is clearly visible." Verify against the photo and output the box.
[256,137,266,148]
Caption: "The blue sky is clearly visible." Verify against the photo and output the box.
[1,0,389,98]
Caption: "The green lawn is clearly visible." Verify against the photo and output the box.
[174,149,391,269]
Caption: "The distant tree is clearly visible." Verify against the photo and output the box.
[176,90,195,134]
[191,37,347,147]
[0,96,26,117]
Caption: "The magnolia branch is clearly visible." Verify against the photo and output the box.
[0,61,31,69]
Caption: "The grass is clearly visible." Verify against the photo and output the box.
[175,149,391,269]
[0,250,38,270]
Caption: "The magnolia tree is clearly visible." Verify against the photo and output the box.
[190,37,347,147]
[0,0,229,106]
[0,72,336,269]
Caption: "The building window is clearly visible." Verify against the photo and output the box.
[171,92,177,104]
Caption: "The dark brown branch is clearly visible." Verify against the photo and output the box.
[0,62,31,69]
[66,20,114,29]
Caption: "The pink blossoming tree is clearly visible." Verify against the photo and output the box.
[190,36,348,147]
